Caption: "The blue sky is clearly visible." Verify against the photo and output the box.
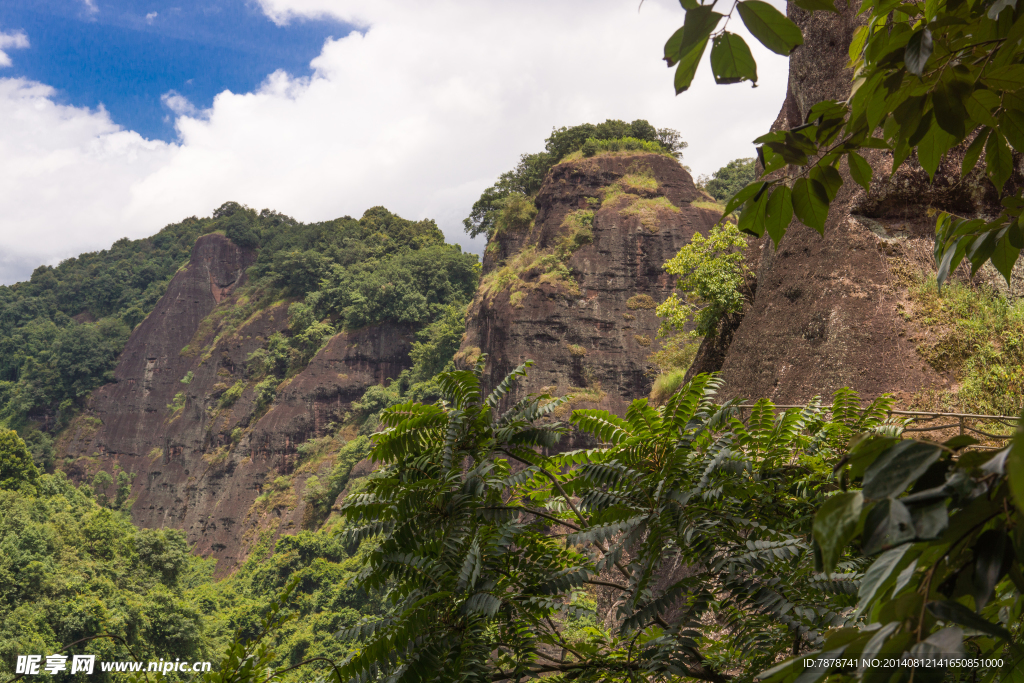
[0,0,352,141]
[0,0,789,286]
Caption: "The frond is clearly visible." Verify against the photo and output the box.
[436,370,482,409]
[625,398,664,437]
[571,409,634,444]
[485,360,534,408]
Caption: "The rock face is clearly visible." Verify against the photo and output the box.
[701,2,1016,405]
[459,153,721,422]
[57,233,412,572]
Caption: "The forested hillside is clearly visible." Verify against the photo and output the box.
[1,91,1023,683]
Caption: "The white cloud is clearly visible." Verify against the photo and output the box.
[146,12,158,24]
[0,29,29,68]
[0,0,789,285]
[81,0,99,14]
[161,90,199,116]
[0,79,175,280]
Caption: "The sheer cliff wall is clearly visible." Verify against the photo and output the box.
[56,233,412,572]
[459,153,723,425]
[701,2,1021,405]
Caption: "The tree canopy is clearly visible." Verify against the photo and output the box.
[698,157,757,202]
[463,120,687,239]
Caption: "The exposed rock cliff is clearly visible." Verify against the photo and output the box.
[700,2,1020,405]
[57,233,412,572]
[459,153,721,422]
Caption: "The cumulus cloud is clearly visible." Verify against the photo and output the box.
[0,0,789,285]
[161,90,199,116]
[146,12,158,24]
[0,29,29,68]
[80,0,99,14]
[0,79,175,278]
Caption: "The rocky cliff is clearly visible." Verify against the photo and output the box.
[694,2,1022,406]
[57,233,413,572]
[459,153,722,422]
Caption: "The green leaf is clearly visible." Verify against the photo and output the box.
[724,181,765,215]
[813,491,863,574]
[764,185,793,245]
[765,141,809,165]
[710,32,758,85]
[847,435,900,480]
[961,129,990,177]
[847,152,872,191]
[666,6,722,92]
[792,178,830,234]
[910,501,949,539]
[992,235,1021,284]
[972,529,1009,610]
[983,64,1024,90]
[857,545,912,616]
[738,189,770,237]
[862,441,944,499]
[862,498,915,554]
[966,231,998,276]
[926,600,1013,640]
[999,109,1024,152]
[904,28,933,76]
[964,90,999,128]
[931,82,967,139]
[810,164,843,201]
[675,40,709,94]
[665,7,723,65]
[917,123,957,180]
[986,130,1013,193]
[736,0,804,56]
[936,236,968,290]
[1008,425,1024,534]
[848,25,868,64]
[988,0,1017,19]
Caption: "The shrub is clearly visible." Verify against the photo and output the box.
[494,193,537,234]
[648,335,699,373]
[626,294,657,310]
[619,196,679,232]
[252,377,280,413]
[634,335,651,347]
[649,368,687,404]
[220,381,246,408]
[167,392,186,413]
[580,136,667,157]
[567,344,587,358]
[657,222,749,338]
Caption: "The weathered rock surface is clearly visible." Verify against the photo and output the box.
[57,233,412,572]
[702,1,1016,405]
[459,153,721,422]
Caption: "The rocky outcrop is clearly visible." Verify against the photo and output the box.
[459,153,721,422]
[57,234,412,572]
[698,1,1019,405]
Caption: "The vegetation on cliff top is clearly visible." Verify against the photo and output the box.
[463,119,686,239]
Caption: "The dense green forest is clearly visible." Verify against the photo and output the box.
[2,110,1023,683]
[0,427,385,683]
[0,202,477,470]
